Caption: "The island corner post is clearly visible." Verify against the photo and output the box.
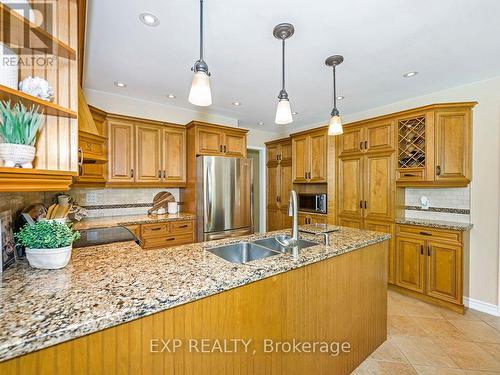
[0,240,388,375]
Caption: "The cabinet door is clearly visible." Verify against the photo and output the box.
[309,131,328,183]
[309,214,328,225]
[338,216,363,229]
[365,120,395,153]
[364,153,394,221]
[280,141,292,162]
[197,127,223,155]
[266,143,280,163]
[281,207,292,229]
[267,209,283,231]
[280,161,292,211]
[135,125,162,182]
[434,110,471,184]
[337,155,363,218]
[338,125,363,156]
[292,134,309,183]
[426,241,462,304]
[163,128,186,183]
[395,236,425,293]
[298,213,308,225]
[108,121,135,182]
[266,163,281,210]
[365,220,395,284]
[224,131,247,157]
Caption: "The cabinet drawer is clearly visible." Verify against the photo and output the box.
[170,220,193,234]
[397,168,425,182]
[141,223,169,237]
[397,224,462,244]
[142,233,194,249]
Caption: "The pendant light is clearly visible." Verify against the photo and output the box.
[325,55,344,135]
[273,23,294,125]
[189,0,212,106]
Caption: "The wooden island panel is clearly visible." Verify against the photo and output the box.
[0,241,387,375]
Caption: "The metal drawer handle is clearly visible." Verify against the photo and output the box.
[166,238,175,241]
[420,245,423,255]
[403,173,418,177]
[419,231,432,236]
[436,165,441,176]
[151,227,162,231]
[178,225,188,228]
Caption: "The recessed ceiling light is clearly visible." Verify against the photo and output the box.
[114,81,127,88]
[292,112,298,115]
[257,122,264,126]
[403,71,418,78]
[139,12,160,26]
[336,95,345,100]
[166,94,176,99]
[232,101,242,106]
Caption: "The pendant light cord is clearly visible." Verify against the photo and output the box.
[200,0,204,60]
[332,65,337,110]
[282,38,286,91]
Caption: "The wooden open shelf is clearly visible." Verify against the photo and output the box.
[0,84,77,118]
[0,167,76,192]
[0,3,76,60]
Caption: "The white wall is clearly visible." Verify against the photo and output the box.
[291,76,500,307]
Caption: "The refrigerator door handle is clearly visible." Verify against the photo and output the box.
[204,163,212,226]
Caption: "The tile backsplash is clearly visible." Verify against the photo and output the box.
[403,187,471,223]
[69,188,180,218]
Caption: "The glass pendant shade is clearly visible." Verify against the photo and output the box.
[328,114,343,135]
[275,98,293,125]
[188,71,212,106]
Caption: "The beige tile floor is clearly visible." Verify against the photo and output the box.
[352,290,500,374]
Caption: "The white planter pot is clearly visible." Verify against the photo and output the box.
[0,143,36,168]
[25,245,72,270]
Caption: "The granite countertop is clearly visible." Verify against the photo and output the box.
[395,218,473,231]
[72,213,196,230]
[298,223,340,234]
[0,227,389,362]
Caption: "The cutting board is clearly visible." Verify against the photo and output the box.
[148,191,175,214]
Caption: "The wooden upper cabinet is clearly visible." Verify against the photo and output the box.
[426,240,461,304]
[292,134,309,183]
[108,121,135,182]
[266,143,280,163]
[395,236,425,293]
[291,128,327,183]
[163,127,186,183]
[309,131,328,182]
[364,152,394,221]
[223,130,247,157]
[434,109,471,185]
[189,122,248,157]
[280,162,292,209]
[337,155,363,218]
[197,127,224,155]
[338,125,363,156]
[365,120,395,153]
[135,125,162,182]
[266,163,280,210]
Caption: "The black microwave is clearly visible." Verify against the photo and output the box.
[297,193,327,214]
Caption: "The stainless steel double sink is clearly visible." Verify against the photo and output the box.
[207,235,318,264]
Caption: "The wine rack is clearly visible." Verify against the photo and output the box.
[398,116,426,168]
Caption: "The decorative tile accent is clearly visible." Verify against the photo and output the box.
[82,203,153,210]
[405,206,470,215]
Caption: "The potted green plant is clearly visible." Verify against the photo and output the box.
[15,221,80,269]
[0,100,44,168]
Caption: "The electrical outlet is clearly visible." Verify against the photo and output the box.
[86,192,97,204]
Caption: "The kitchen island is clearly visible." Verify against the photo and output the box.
[0,227,389,374]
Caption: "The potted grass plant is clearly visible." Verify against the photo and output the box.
[15,221,80,269]
[0,100,44,168]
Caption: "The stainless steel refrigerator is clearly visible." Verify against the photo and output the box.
[196,156,253,241]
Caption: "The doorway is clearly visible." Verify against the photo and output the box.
[247,148,261,232]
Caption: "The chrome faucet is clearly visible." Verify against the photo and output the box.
[276,190,300,259]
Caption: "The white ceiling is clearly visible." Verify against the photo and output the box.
[84,0,500,131]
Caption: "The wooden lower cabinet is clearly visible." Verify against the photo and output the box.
[365,220,395,285]
[134,220,195,250]
[394,224,465,311]
[338,216,363,229]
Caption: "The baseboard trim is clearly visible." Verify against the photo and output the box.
[464,297,500,316]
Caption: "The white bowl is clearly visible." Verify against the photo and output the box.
[25,245,72,269]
